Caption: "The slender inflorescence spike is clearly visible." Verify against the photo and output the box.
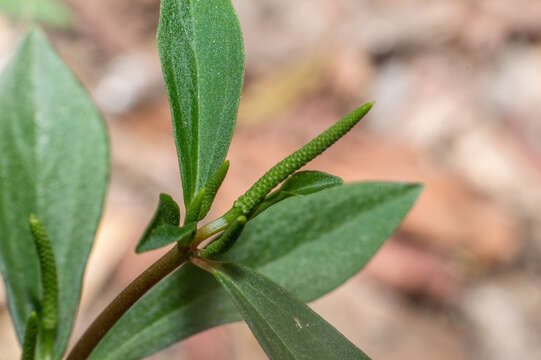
[21,312,38,360]
[198,160,230,220]
[232,102,373,215]
[201,215,247,258]
[29,214,58,331]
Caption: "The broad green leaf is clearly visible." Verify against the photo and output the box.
[90,183,421,359]
[158,0,245,208]
[252,171,343,217]
[135,194,181,253]
[220,182,422,300]
[135,223,196,253]
[0,29,108,358]
[0,0,72,28]
[210,262,371,360]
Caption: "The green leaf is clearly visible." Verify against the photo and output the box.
[136,194,182,253]
[208,262,371,360]
[89,263,235,360]
[277,170,343,195]
[158,0,245,208]
[135,223,196,254]
[252,171,343,217]
[90,182,421,359]
[0,0,72,28]
[0,29,109,359]
[221,182,423,300]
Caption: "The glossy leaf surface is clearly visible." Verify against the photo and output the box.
[158,0,245,207]
[0,29,109,358]
[211,262,371,360]
[91,183,421,359]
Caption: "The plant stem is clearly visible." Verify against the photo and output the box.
[66,244,190,360]
[190,209,237,248]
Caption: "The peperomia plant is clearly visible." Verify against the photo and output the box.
[0,0,422,359]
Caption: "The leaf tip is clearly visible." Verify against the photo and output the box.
[407,182,424,196]
[134,243,145,254]
[22,26,47,46]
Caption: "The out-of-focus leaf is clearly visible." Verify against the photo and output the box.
[0,0,72,28]
[90,183,421,359]
[0,29,109,358]
[157,0,245,208]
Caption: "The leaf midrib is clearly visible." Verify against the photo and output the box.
[188,0,201,201]
[172,0,201,203]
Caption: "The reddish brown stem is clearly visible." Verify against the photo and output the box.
[67,244,190,359]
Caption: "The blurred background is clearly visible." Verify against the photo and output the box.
[1,0,541,359]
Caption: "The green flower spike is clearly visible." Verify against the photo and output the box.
[232,102,373,216]
[21,312,38,360]
[29,214,58,358]
[29,214,58,331]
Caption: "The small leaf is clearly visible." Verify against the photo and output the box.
[278,170,343,195]
[206,262,371,360]
[0,29,109,359]
[90,182,421,359]
[136,194,181,252]
[252,171,343,217]
[135,223,196,254]
[0,0,72,28]
[158,0,245,208]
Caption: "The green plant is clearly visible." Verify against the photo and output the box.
[0,0,72,28]
[0,0,422,359]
